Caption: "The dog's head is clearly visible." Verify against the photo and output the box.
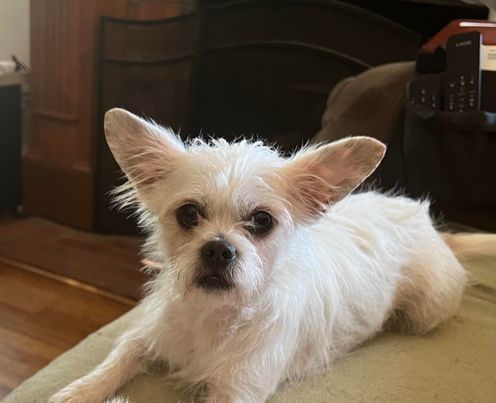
[105,109,385,300]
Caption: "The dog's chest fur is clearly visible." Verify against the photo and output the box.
[145,293,253,369]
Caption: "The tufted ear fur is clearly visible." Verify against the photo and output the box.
[104,108,185,212]
[281,137,386,220]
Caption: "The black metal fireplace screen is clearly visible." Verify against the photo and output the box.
[96,0,421,233]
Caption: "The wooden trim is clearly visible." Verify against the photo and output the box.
[34,108,79,122]
[103,54,194,64]
[23,154,95,231]
[100,11,196,26]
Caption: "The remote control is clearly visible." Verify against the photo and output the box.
[444,31,482,112]
[408,74,441,110]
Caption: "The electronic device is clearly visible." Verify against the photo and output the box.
[408,74,441,110]
[443,31,482,112]
[481,44,496,112]
[421,20,496,53]
[415,19,496,113]
[415,46,446,75]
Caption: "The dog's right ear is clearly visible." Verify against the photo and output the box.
[104,108,185,209]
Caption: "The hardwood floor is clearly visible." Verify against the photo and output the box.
[0,216,141,399]
[0,259,133,399]
[0,217,146,300]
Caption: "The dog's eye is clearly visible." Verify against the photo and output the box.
[177,204,199,228]
[250,211,273,234]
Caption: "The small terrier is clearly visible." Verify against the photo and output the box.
[52,108,472,402]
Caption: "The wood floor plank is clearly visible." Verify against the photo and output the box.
[0,261,133,399]
[0,217,147,299]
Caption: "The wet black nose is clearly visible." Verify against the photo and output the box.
[201,240,236,267]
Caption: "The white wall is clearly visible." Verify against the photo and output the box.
[0,0,30,66]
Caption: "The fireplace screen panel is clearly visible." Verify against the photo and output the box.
[96,1,421,233]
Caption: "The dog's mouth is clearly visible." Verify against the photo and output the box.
[196,273,233,292]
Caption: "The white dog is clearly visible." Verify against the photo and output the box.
[52,108,489,403]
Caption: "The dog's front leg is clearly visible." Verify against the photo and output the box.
[203,345,290,403]
[50,338,144,403]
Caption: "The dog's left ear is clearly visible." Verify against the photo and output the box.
[281,136,386,219]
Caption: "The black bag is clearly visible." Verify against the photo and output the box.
[401,103,496,230]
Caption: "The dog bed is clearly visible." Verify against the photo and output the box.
[3,253,495,403]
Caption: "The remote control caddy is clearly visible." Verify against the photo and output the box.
[384,22,496,230]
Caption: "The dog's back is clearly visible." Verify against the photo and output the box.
[304,192,466,347]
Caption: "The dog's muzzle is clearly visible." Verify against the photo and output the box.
[197,240,236,291]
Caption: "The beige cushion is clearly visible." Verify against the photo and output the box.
[312,61,414,145]
[4,255,495,403]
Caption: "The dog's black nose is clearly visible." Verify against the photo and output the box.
[201,240,236,267]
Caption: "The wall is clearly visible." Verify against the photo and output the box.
[0,0,30,66]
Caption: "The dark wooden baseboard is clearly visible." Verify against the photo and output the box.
[23,154,95,231]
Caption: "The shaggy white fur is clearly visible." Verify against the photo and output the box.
[50,109,470,403]
[104,397,131,403]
